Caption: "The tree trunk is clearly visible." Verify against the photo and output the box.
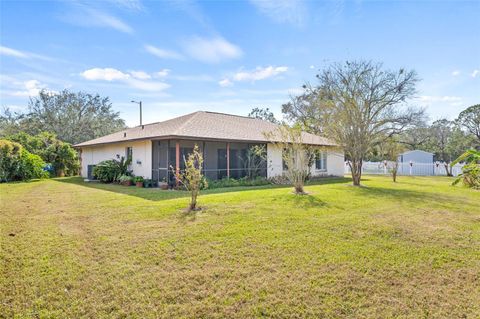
[189,191,197,211]
[349,159,363,186]
[57,168,65,177]
[392,162,398,182]
[294,184,304,194]
[444,163,453,177]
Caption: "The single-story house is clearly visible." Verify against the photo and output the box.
[74,111,344,182]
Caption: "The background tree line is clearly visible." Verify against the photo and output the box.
[0,90,126,181]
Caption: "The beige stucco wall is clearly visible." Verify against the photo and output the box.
[267,143,344,178]
[80,140,152,179]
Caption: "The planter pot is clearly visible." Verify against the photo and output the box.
[159,182,168,190]
[136,181,144,187]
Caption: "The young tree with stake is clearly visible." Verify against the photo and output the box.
[174,145,206,211]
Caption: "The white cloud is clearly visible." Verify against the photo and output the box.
[62,5,133,34]
[249,0,307,26]
[154,69,170,78]
[451,70,460,76]
[0,46,52,60]
[126,79,170,91]
[130,70,151,80]
[182,36,242,63]
[108,0,143,10]
[144,45,183,60]
[472,69,479,78]
[418,95,464,107]
[87,8,133,33]
[309,65,315,69]
[81,68,131,81]
[171,74,214,82]
[419,95,462,103]
[11,80,54,97]
[80,67,170,92]
[0,46,28,58]
[233,66,288,82]
[219,78,233,87]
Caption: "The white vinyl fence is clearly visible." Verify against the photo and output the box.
[344,161,464,177]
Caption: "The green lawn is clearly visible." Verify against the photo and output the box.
[1,176,479,318]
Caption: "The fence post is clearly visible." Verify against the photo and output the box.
[409,161,413,176]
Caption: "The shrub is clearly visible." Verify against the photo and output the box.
[93,160,118,183]
[118,175,133,183]
[268,175,290,185]
[0,139,47,182]
[93,156,131,183]
[19,150,49,180]
[118,174,133,186]
[7,132,80,177]
[207,176,270,189]
[134,176,144,183]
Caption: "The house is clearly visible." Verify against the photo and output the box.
[398,150,434,175]
[74,111,345,182]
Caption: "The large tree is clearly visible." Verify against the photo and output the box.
[283,60,423,186]
[0,90,126,144]
[398,124,431,150]
[456,104,480,145]
[424,119,474,176]
[248,107,279,124]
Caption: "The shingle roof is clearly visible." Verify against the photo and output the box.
[74,111,336,147]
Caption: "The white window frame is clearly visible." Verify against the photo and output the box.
[315,151,327,171]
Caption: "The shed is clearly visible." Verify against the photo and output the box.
[398,150,434,175]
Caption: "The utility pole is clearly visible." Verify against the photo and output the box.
[131,100,142,126]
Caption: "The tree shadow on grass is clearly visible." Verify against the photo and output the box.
[351,184,459,206]
[54,177,351,202]
[290,193,328,209]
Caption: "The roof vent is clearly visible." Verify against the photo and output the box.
[123,132,127,138]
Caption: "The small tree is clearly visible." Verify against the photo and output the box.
[176,145,206,211]
[265,125,314,194]
[381,138,404,182]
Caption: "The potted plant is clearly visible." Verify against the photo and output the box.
[143,178,152,188]
[159,178,168,190]
[119,175,133,186]
[134,176,144,187]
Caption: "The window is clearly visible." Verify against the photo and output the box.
[125,147,133,162]
[282,148,288,171]
[315,151,327,170]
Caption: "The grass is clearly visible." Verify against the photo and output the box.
[1,175,479,318]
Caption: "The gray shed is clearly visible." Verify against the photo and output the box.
[398,150,434,175]
[398,150,434,164]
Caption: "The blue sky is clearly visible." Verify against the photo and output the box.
[1,0,479,127]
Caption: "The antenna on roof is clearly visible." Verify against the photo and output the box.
[131,100,142,126]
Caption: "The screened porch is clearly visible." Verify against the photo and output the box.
[151,139,268,184]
